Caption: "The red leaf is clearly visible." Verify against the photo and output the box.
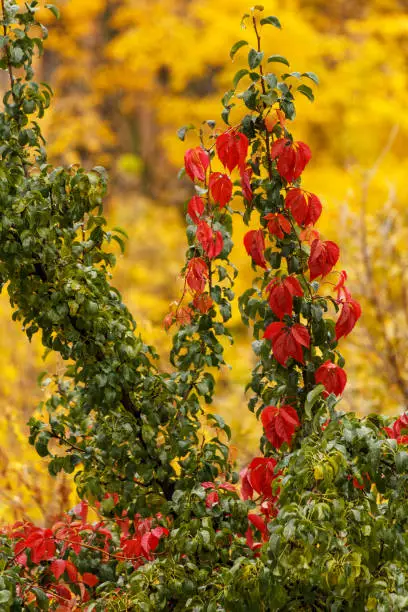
[175,306,193,327]
[248,513,267,534]
[333,270,348,297]
[285,189,322,227]
[244,457,278,499]
[50,559,66,580]
[65,560,78,582]
[15,552,27,567]
[184,147,209,182]
[245,526,255,550]
[240,167,253,202]
[244,229,266,268]
[205,491,219,508]
[121,536,142,558]
[72,500,88,525]
[209,172,233,208]
[270,138,287,159]
[261,405,300,449]
[82,573,99,587]
[151,526,169,539]
[264,212,292,239]
[187,196,205,224]
[186,257,208,293]
[24,527,56,563]
[264,322,310,366]
[315,360,347,396]
[335,296,362,339]
[240,466,253,500]
[263,321,285,341]
[308,239,340,281]
[142,532,156,556]
[192,292,213,314]
[266,276,303,319]
[271,138,311,183]
[201,482,216,490]
[291,323,310,347]
[295,142,312,177]
[55,584,72,601]
[394,413,408,437]
[196,220,223,259]
[216,130,248,172]
[219,482,236,492]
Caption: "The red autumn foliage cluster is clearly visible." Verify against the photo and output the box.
[264,321,310,366]
[240,458,280,550]
[270,138,311,183]
[261,405,301,449]
[165,129,253,329]
[167,105,365,563]
[3,499,169,609]
[233,117,361,460]
[384,413,408,445]
[285,188,322,227]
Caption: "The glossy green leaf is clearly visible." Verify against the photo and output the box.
[230,39,248,60]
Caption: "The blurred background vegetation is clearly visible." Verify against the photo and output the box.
[1,0,408,524]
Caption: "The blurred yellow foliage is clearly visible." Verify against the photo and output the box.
[2,0,408,522]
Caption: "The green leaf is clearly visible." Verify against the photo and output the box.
[260,92,277,106]
[230,39,248,60]
[112,234,126,253]
[45,3,60,18]
[264,73,278,89]
[10,47,24,64]
[396,451,408,473]
[177,124,194,141]
[32,587,49,610]
[35,432,51,457]
[267,54,290,67]
[242,88,258,110]
[233,69,249,88]
[282,71,301,80]
[297,84,314,102]
[221,89,234,107]
[302,71,319,85]
[304,384,325,419]
[207,413,231,439]
[260,16,281,28]
[221,106,233,125]
[0,591,11,604]
[248,49,264,70]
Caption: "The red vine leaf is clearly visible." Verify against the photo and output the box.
[261,404,300,449]
[315,360,347,396]
[308,238,340,281]
[184,147,210,182]
[285,188,322,226]
[209,172,233,207]
[270,138,311,183]
[264,322,310,366]
[266,275,303,319]
[244,229,266,268]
